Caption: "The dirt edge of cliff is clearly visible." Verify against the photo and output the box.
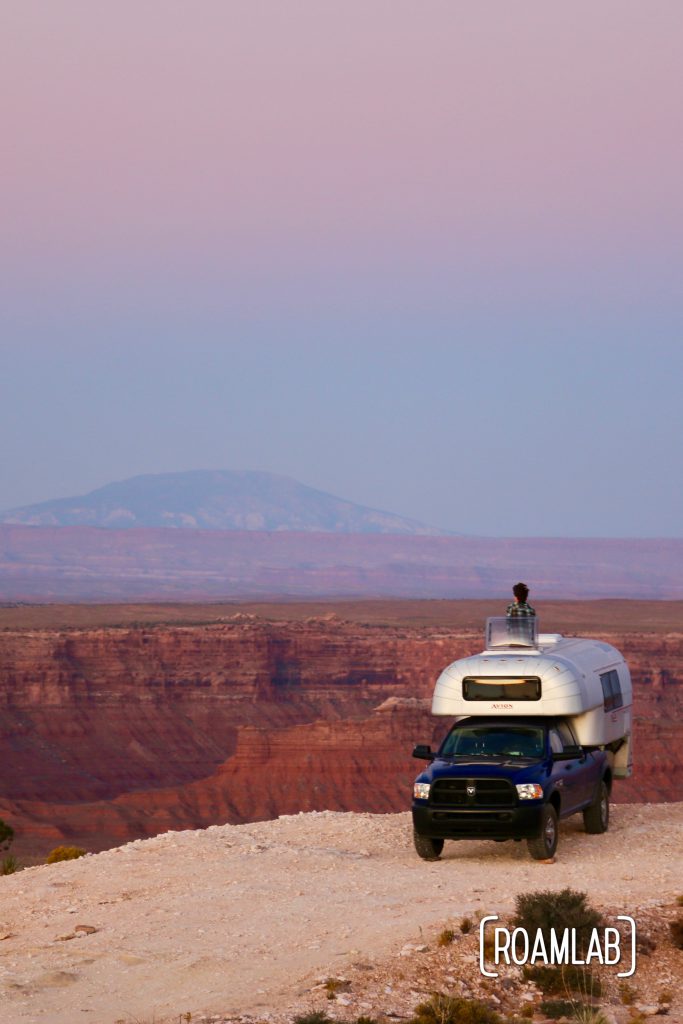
[1,804,682,1024]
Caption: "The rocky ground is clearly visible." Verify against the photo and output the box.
[1,805,682,1024]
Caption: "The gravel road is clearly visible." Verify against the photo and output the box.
[0,804,681,1024]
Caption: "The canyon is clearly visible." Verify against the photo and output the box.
[0,600,681,859]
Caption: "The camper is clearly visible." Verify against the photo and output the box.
[412,618,633,861]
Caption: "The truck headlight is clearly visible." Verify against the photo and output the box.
[413,782,431,800]
[516,784,544,800]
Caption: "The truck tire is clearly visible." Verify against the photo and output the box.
[413,832,444,861]
[527,805,558,860]
[583,780,609,834]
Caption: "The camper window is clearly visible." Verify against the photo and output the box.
[462,677,541,701]
[600,669,624,712]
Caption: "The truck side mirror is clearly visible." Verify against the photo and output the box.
[553,745,585,761]
[412,744,434,760]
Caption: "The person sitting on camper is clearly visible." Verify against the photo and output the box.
[506,583,536,643]
[506,582,536,617]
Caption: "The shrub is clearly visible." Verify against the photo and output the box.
[324,977,350,998]
[618,981,638,1005]
[410,993,501,1024]
[519,1007,534,1020]
[46,845,87,864]
[659,990,673,1004]
[676,895,683,907]
[669,915,683,950]
[460,917,473,934]
[513,889,602,955]
[293,1014,332,1024]
[0,819,14,853]
[539,1000,581,1020]
[571,1009,610,1024]
[480,933,498,963]
[522,964,602,997]
[1,855,18,875]
[438,928,456,947]
[636,928,656,955]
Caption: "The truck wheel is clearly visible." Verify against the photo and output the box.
[527,805,558,860]
[583,780,609,834]
[413,832,444,861]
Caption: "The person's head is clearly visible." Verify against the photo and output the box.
[513,582,529,603]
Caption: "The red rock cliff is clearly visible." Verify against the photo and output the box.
[0,616,680,856]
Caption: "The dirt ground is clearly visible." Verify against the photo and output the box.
[0,804,681,1024]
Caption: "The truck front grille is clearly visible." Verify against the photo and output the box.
[431,778,516,809]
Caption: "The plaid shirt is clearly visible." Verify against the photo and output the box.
[506,601,536,617]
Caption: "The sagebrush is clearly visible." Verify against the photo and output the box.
[290,1011,331,1024]
[0,819,14,853]
[618,981,638,1005]
[540,999,583,1020]
[522,964,602,997]
[410,993,501,1024]
[1,855,18,875]
[669,915,683,950]
[513,888,602,954]
[46,845,87,864]
[292,1013,331,1024]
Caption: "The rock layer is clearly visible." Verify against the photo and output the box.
[0,613,681,856]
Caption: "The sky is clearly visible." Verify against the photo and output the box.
[2,1,682,537]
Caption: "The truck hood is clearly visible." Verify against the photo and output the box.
[422,757,550,785]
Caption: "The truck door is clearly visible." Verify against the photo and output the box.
[549,724,589,814]
[558,720,596,806]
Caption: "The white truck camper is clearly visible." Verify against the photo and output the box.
[431,617,633,779]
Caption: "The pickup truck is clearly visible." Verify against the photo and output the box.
[412,715,611,860]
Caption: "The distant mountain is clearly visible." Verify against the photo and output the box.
[0,470,447,535]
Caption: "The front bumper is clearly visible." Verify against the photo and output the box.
[412,801,545,841]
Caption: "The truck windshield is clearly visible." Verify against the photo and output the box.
[440,724,545,759]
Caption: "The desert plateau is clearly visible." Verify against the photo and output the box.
[1,599,682,1024]
[4,526,683,602]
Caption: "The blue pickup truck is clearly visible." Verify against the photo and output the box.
[412,714,611,860]
[411,620,632,861]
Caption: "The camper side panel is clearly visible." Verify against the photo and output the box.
[431,656,587,718]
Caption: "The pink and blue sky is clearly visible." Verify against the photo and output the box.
[2,1,682,536]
